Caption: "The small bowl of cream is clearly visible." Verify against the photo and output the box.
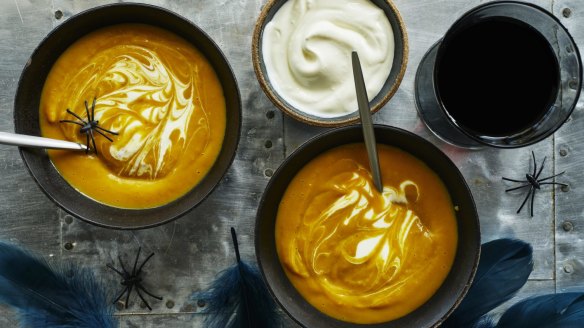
[252,0,408,127]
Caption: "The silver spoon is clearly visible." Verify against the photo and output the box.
[352,51,383,193]
[0,131,88,151]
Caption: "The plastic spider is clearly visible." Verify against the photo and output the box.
[107,247,163,311]
[59,97,118,154]
[502,151,567,217]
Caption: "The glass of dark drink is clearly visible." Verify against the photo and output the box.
[415,1,582,148]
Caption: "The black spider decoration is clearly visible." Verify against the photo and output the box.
[107,247,163,311]
[60,97,118,154]
[502,151,567,217]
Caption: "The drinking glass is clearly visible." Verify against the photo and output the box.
[415,1,582,148]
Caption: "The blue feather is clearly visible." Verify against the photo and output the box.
[443,239,533,327]
[497,293,584,328]
[0,242,117,328]
[192,228,280,328]
[472,316,496,328]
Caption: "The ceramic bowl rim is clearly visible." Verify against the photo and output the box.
[251,0,409,127]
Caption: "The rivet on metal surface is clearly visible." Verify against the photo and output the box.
[562,221,574,232]
[567,46,573,54]
[563,8,572,18]
[64,215,73,224]
[264,168,273,177]
[54,10,63,20]
[564,264,574,274]
[569,80,578,90]
[560,148,568,157]
[197,299,206,307]
[64,242,73,250]
[266,110,275,119]
[265,140,272,148]
[165,300,175,309]
[139,301,147,309]
[115,301,125,311]
[561,184,570,192]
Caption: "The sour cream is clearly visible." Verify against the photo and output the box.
[262,0,394,118]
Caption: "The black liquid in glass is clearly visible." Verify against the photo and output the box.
[436,19,559,137]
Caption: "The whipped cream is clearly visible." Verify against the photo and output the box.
[262,0,394,117]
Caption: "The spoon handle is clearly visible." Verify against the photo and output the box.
[352,51,383,193]
[0,131,88,151]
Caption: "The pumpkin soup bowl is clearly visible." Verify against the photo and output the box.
[13,4,241,229]
[255,125,480,327]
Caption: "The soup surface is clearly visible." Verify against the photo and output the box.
[276,144,458,323]
[40,24,226,208]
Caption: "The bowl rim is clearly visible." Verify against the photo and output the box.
[251,0,409,127]
[14,2,242,230]
[255,124,480,327]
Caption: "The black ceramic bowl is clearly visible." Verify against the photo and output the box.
[13,4,241,229]
[252,0,408,127]
[256,125,480,327]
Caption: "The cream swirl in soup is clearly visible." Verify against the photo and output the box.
[286,159,432,307]
[47,44,209,179]
[276,144,458,323]
[262,0,394,117]
[40,24,226,209]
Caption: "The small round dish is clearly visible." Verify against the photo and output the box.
[13,4,241,229]
[252,0,408,127]
[256,125,480,327]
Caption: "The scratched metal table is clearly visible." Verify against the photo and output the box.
[0,0,582,327]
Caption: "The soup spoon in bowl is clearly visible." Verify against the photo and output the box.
[352,51,383,194]
[0,131,88,151]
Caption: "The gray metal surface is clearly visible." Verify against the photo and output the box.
[0,0,580,327]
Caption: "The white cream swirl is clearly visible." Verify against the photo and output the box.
[286,160,432,308]
[262,0,394,117]
[56,44,209,179]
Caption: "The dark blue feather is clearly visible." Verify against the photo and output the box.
[497,293,584,328]
[192,228,280,328]
[472,316,496,328]
[443,239,533,327]
[0,242,117,328]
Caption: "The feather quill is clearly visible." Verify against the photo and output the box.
[0,241,117,328]
[496,293,584,328]
[443,239,533,327]
[192,228,280,328]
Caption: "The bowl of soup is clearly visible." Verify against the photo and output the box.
[252,0,408,127]
[13,4,241,229]
[256,125,480,327]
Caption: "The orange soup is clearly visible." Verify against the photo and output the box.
[40,24,226,209]
[276,144,458,324]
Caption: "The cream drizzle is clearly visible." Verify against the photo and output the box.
[49,44,210,179]
[286,159,432,308]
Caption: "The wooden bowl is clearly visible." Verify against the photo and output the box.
[13,3,241,229]
[252,0,408,127]
[255,125,480,327]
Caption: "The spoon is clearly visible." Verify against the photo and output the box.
[352,51,383,194]
[0,131,88,151]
